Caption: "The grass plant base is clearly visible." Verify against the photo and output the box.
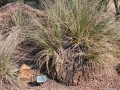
[40,46,105,86]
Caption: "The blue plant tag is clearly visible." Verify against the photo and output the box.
[36,75,48,83]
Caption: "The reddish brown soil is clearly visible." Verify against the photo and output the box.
[0,1,120,90]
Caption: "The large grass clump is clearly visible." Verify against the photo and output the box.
[24,0,119,85]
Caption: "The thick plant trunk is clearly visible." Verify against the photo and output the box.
[47,46,98,86]
[113,0,120,15]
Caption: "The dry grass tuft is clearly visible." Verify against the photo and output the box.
[0,27,22,90]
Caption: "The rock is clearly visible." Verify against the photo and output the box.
[18,64,36,80]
